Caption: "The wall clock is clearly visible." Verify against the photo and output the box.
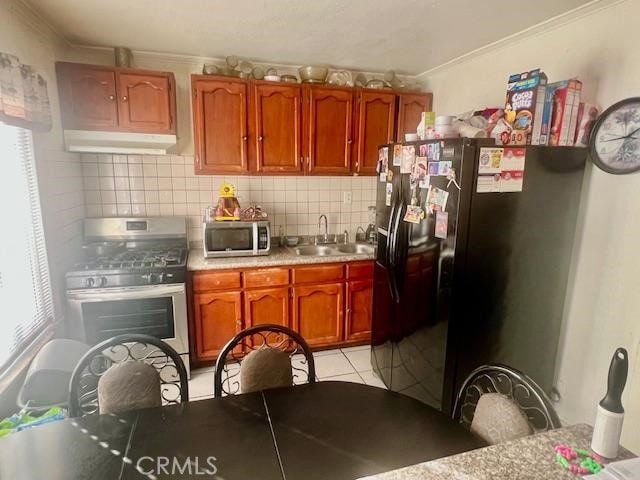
[589,97,640,174]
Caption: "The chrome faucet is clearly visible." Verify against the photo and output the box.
[343,230,349,244]
[317,214,328,244]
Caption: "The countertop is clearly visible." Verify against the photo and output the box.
[362,424,636,480]
[187,245,376,271]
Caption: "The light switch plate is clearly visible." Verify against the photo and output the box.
[343,191,353,204]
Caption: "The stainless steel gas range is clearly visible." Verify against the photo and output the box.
[66,217,191,374]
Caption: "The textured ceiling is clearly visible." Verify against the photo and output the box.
[28,0,593,75]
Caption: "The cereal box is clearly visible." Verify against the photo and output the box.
[504,69,548,145]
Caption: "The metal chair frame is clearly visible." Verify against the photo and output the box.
[213,324,316,397]
[68,334,189,417]
[452,364,561,433]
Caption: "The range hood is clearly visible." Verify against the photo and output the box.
[63,130,177,155]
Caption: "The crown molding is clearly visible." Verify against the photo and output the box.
[417,0,625,79]
[10,0,69,49]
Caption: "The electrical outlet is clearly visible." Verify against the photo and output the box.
[343,191,353,204]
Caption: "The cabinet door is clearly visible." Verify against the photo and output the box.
[244,287,291,346]
[192,77,249,174]
[354,89,396,175]
[193,291,243,361]
[395,92,433,141]
[251,83,302,174]
[292,283,343,347]
[117,71,175,134]
[345,279,373,342]
[56,63,118,130]
[304,86,353,175]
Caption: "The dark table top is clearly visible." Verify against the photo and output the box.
[0,382,484,480]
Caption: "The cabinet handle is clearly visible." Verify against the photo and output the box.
[108,95,115,101]
[258,136,263,141]
[242,136,248,141]
[347,139,352,144]
[122,96,128,101]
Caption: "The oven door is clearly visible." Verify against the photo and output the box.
[66,284,188,361]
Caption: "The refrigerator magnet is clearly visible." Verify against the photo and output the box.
[403,205,425,224]
[426,186,449,212]
[478,147,503,174]
[419,175,430,189]
[385,183,393,206]
[393,145,403,166]
[413,157,428,182]
[401,145,415,174]
[435,211,448,239]
[419,144,428,157]
[476,173,501,193]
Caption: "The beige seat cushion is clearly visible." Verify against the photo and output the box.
[240,348,293,394]
[470,392,532,445]
[97,361,162,415]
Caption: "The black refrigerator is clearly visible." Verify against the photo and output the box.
[371,138,587,415]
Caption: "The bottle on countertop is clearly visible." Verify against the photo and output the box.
[591,347,628,459]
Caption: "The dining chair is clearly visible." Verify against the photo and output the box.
[214,324,316,397]
[452,364,561,445]
[68,334,189,417]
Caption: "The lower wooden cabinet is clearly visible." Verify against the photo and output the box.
[189,261,373,365]
[292,283,344,347]
[345,279,373,342]
[193,291,242,361]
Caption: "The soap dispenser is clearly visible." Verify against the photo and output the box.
[591,347,628,458]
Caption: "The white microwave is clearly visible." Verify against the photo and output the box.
[203,220,271,258]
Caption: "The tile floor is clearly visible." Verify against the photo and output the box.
[188,345,386,401]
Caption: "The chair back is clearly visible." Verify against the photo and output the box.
[453,364,561,435]
[214,324,315,397]
[68,334,189,417]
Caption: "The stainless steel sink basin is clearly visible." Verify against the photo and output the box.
[335,243,375,255]
[295,245,334,256]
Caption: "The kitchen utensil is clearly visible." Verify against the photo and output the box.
[114,47,133,68]
[82,241,125,257]
[285,236,299,247]
[298,65,328,83]
[239,61,253,74]
[365,78,386,89]
[225,55,239,68]
[265,67,277,76]
[264,75,281,82]
[202,64,219,75]
[280,74,298,83]
[327,70,351,86]
[252,66,265,80]
[383,70,396,83]
[219,66,241,77]
[354,73,368,87]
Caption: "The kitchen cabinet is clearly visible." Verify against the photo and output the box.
[250,82,303,174]
[292,283,344,347]
[303,85,354,175]
[188,260,374,366]
[354,89,396,175]
[395,92,433,141]
[117,72,174,133]
[345,279,373,342]
[56,63,119,131]
[193,291,243,361]
[192,76,249,174]
[56,62,176,134]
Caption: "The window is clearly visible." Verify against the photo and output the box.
[0,123,54,369]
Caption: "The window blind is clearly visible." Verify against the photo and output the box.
[0,123,54,369]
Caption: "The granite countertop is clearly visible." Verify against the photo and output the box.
[187,245,376,271]
[363,424,636,480]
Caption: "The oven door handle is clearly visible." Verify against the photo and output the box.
[67,284,185,302]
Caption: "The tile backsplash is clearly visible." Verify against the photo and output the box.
[81,154,377,242]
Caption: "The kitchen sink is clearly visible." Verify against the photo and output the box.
[335,243,376,255]
[294,245,335,256]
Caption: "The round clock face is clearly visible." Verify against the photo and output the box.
[591,98,640,174]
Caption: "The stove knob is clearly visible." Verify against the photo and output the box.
[86,277,95,288]
[157,272,165,283]
[99,277,108,287]
[141,273,153,284]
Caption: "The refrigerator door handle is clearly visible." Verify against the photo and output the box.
[388,200,405,303]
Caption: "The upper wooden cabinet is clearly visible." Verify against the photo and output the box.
[192,76,249,175]
[56,62,176,134]
[303,85,354,175]
[395,92,433,141]
[250,82,303,174]
[117,72,174,133]
[189,74,431,176]
[57,63,119,131]
[354,89,396,175]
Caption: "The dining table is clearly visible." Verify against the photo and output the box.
[0,381,485,480]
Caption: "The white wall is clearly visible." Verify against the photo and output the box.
[419,0,640,452]
[0,0,84,321]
